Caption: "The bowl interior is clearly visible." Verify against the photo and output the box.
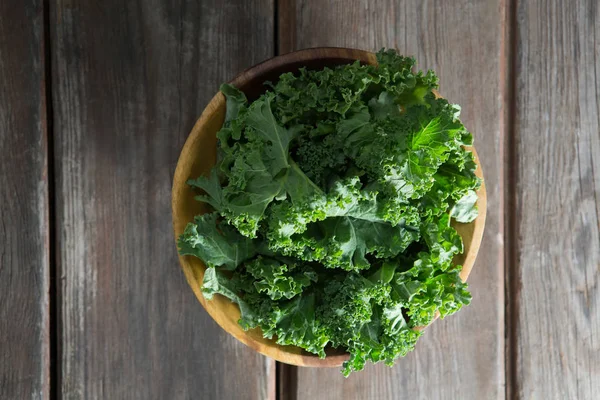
[172,48,487,367]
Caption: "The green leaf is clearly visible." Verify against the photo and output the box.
[294,216,420,271]
[179,48,481,377]
[437,147,481,201]
[421,213,463,267]
[245,93,297,176]
[450,189,479,223]
[177,212,257,270]
[368,91,401,120]
[220,83,248,124]
[390,279,424,303]
[245,257,317,300]
[218,84,249,145]
[201,267,259,329]
[264,293,330,357]
[400,102,466,197]
[368,262,398,284]
[382,302,409,334]
[337,105,371,139]
[187,169,224,212]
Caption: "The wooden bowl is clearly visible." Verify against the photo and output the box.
[172,48,487,367]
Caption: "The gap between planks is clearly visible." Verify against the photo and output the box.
[42,0,60,399]
[502,0,520,398]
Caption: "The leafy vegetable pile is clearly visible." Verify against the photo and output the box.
[178,49,481,376]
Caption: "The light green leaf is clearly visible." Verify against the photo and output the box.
[450,189,479,223]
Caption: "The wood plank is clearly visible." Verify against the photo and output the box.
[0,1,50,399]
[51,1,275,398]
[512,0,600,398]
[278,1,506,399]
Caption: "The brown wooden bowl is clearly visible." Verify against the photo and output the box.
[172,48,487,367]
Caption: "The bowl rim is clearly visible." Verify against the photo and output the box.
[172,47,487,367]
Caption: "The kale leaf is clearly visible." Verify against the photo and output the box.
[179,49,482,376]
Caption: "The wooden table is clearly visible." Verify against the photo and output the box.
[1,1,598,399]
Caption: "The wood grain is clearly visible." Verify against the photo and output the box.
[51,1,275,398]
[278,1,506,399]
[0,1,50,399]
[512,0,600,398]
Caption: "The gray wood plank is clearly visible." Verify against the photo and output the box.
[51,1,275,398]
[278,1,506,399]
[0,1,50,399]
[513,0,600,398]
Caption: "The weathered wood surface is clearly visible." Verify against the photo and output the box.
[51,1,275,398]
[511,0,600,398]
[278,1,506,399]
[0,1,50,399]
[3,0,600,398]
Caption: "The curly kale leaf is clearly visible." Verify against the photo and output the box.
[191,87,317,237]
[450,190,479,223]
[318,266,422,376]
[287,216,420,271]
[245,256,317,300]
[179,48,482,377]
[265,176,421,271]
[201,267,260,329]
[177,212,257,270]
